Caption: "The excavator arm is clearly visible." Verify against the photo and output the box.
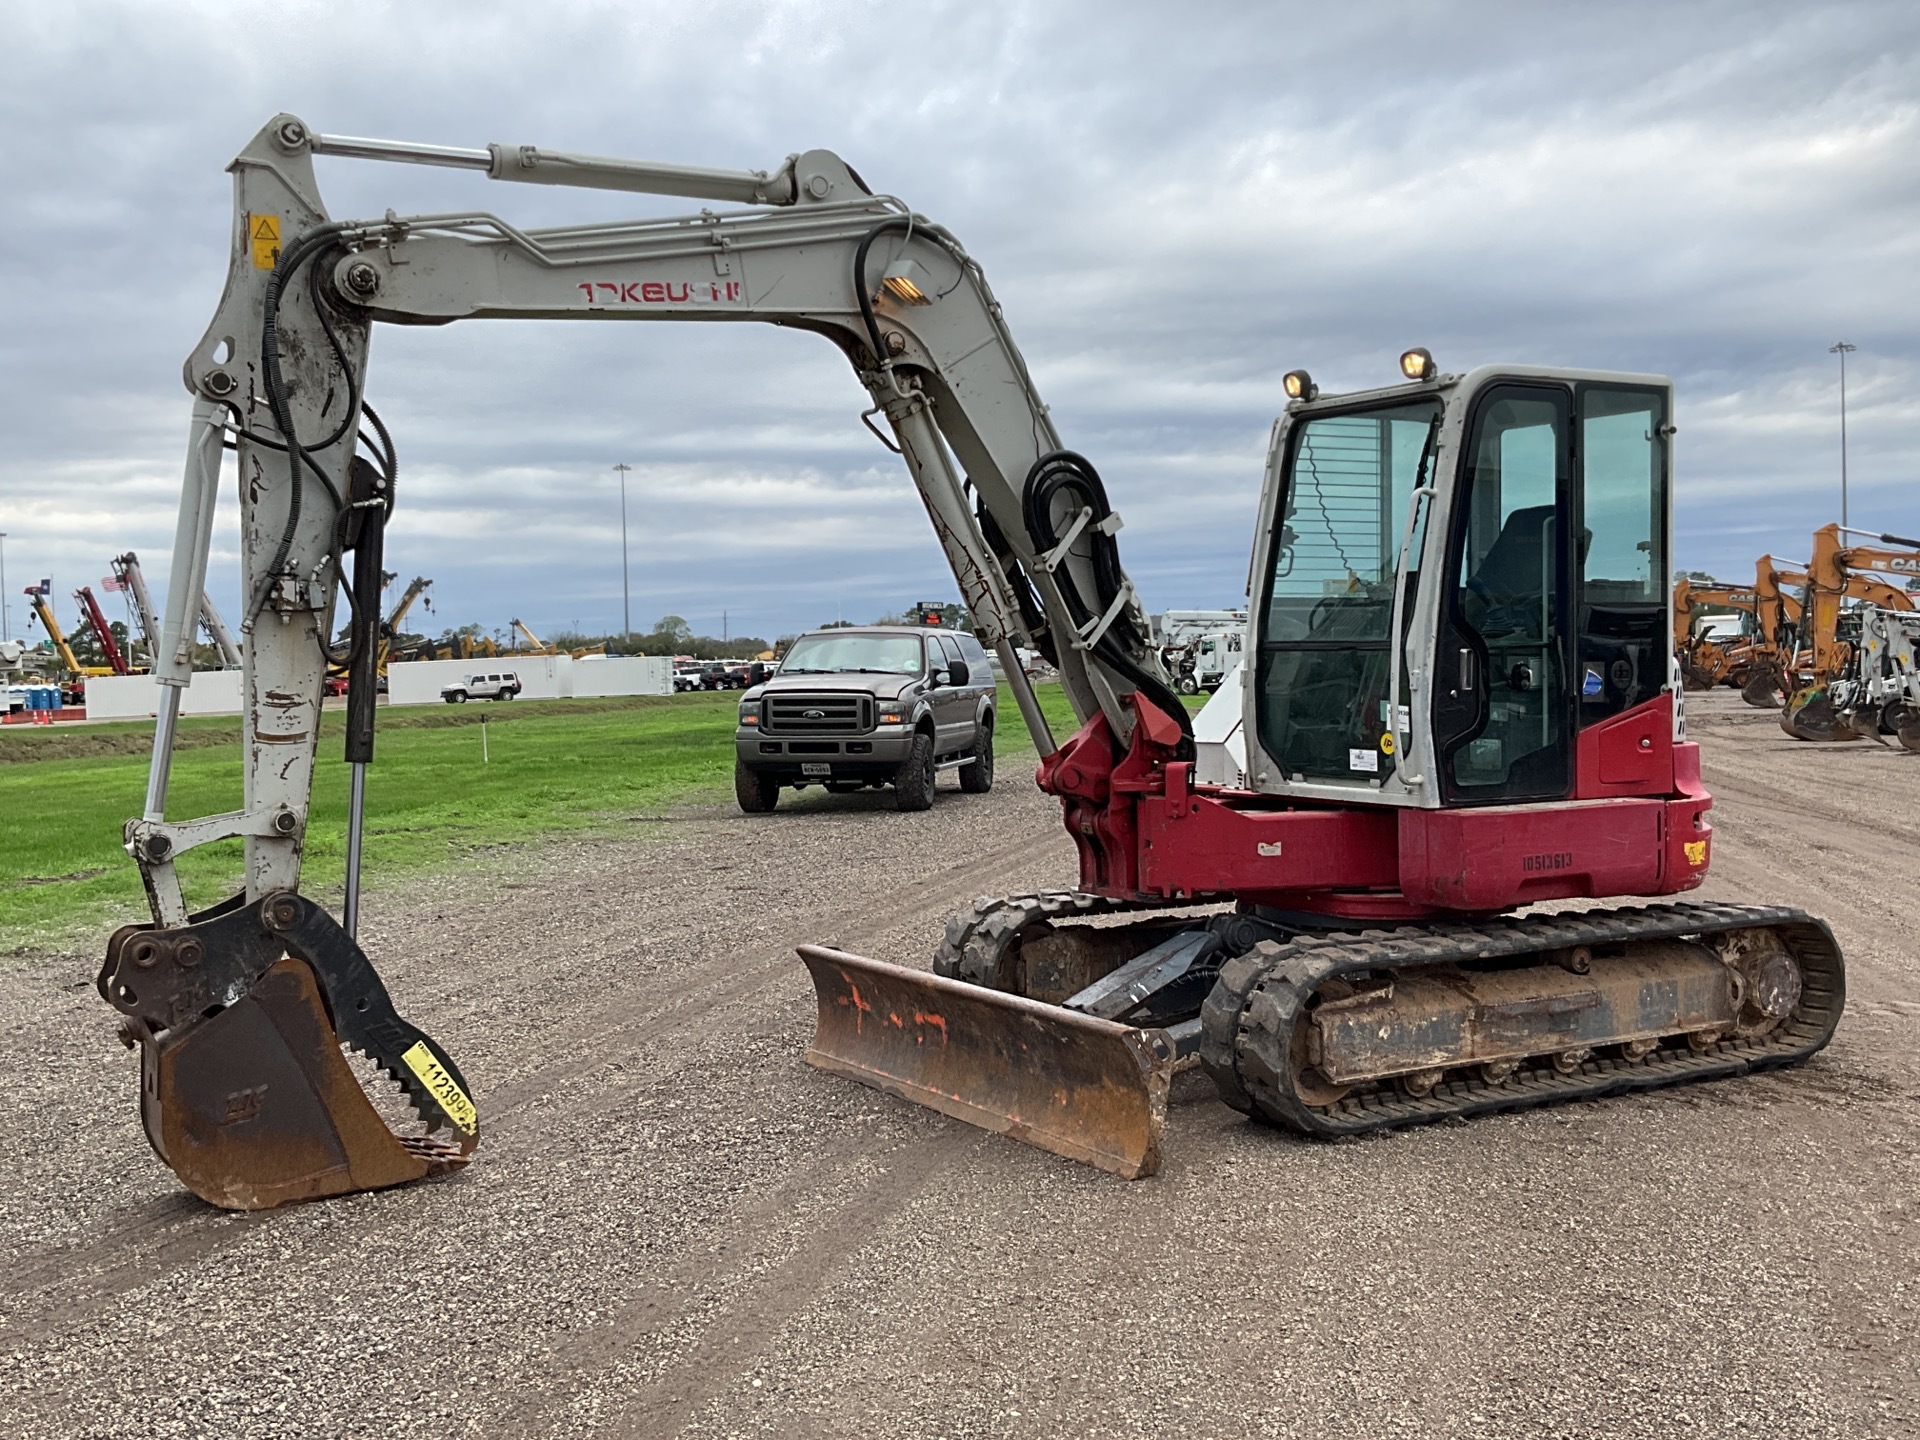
[101,115,1181,1207]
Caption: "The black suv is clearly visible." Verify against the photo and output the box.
[733,626,996,812]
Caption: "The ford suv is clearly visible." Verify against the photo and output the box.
[734,626,995,812]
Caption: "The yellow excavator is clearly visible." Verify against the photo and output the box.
[1781,524,1920,740]
[1670,576,1759,691]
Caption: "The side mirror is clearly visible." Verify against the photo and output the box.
[947,659,970,687]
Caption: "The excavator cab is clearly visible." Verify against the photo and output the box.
[1251,367,1670,810]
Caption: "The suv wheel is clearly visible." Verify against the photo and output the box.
[893,730,937,812]
[735,759,780,814]
[447,690,468,704]
[958,718,994,794]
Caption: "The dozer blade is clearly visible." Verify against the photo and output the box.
[100,893,477,1210]
[798,945,1173,1179]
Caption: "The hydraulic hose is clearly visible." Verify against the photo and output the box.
[1021,450,1193,751]
[250,222,355,624]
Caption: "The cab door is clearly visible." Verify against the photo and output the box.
[1431,385,1574,803]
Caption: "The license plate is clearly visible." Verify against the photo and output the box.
[801,762,832,777]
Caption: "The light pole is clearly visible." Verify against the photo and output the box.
[1830,341,1856,529]
[0,532,8,643]
[613,463,632,639]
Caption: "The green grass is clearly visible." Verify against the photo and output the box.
[0,683,1107,950]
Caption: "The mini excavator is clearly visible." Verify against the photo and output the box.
[100,117,1844,1206]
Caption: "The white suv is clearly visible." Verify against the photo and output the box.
[441,671,522,703]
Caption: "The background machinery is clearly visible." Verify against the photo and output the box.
[97,116,1844,1207]
[73,586,133,676]
[1671,576,1760,692]
[112,551,243,670]
[23,587,112,679]
[1780,525,1920,741]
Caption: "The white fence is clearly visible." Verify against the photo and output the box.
[85,670,245,721]
[387,655,570,706]
[570,656,673,697]
[83,655,677,717]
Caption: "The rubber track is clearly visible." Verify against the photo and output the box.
[1198,902,1845,1137]
[932,891,1183,988]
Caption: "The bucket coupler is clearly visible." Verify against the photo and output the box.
[98,892,476,1210]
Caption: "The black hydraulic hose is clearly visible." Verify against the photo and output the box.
[251,222,354,622]
[853,216,913,369]
[851,221,1188,749]
[1021,450,1194,751]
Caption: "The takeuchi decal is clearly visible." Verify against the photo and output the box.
[577,280,744,305]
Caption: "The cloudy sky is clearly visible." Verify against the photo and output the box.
[2,1,1916,648]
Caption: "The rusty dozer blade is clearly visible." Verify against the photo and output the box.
[798,945,1173,1179]
[99,892,477,1211]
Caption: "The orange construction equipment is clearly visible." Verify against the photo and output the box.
[1781,524,1920,740]
[1670,576,1759,691]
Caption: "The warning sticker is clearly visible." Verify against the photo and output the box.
[248,213,281,270]
[1347,747,1379,774]
[400,1040,477,1135]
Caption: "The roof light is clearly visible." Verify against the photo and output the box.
[1399,347,1436,381]
[880,260,932,305]
[1283,369,1317,401]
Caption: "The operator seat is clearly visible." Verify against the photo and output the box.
[1462,504,1555,633]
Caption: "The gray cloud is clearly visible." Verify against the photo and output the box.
[2,0,1916,645]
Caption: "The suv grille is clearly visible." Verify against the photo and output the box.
[764,692,871,735]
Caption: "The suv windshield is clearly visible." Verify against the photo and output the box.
[780,633,924,675]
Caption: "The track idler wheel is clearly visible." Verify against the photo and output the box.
[99,894,477,1210]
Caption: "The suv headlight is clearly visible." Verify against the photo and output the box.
[738,703,759,726]
[876,705,906,725]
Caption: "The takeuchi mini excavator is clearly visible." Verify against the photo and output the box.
[99,116,1845,1207]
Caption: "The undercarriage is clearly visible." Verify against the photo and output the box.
[821,891,1844,1167]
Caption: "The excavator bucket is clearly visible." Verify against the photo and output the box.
[798,946,1174,1179]
[100,894,477,1210]
[1781,687,1857,742]
[1740,659,1786,709]
[1900,712,1920,754]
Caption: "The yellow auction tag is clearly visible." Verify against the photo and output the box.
[248,213,282,270]
[401,1040,478,1135]
[1683,839,1708,867]
[1379,732,1396,755]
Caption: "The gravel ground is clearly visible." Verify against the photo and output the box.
[1,690,1915,1438]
